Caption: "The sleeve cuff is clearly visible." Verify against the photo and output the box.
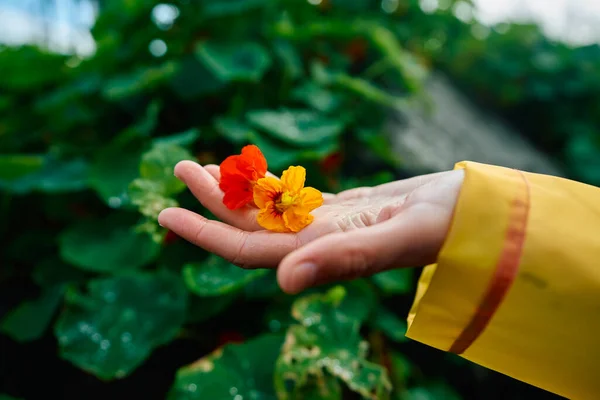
[405,161,530,353]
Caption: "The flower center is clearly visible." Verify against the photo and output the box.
[275,192,296,213]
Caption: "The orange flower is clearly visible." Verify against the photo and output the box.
[253,166,323,233]
[219,145,267,210]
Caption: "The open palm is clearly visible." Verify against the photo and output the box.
[158,161,463,293]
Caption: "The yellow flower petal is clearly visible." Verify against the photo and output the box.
[281,166,306,193]
[283,209,314,232]
[257,203,290,233]
[253,177,283,209]
[299,187,324,211]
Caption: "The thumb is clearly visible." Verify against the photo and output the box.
[277,203,449,294]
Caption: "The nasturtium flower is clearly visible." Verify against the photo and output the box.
[253,166,323,233]
[219,145,267,210]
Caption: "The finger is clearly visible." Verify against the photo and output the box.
[158,207,299,268]
[277,203,450,294]
[174,160,261,231]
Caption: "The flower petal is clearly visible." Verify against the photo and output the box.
[299,187,324,211]
[257,204,290,233]
[220,155,250,179]
[222,187,253,210]
[253,177,284,209]
[241,145,267,176]
[281,166,306,193]
[283,208,314,232]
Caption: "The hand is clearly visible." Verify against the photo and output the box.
[158,161,464,294]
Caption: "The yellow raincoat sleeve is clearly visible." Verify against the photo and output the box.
[406,161,600,400]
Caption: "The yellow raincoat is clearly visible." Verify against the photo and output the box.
[406,161,600,400]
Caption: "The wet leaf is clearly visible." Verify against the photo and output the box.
[54,270,188,380]
[168,334,283,399]
[59,214,160,273]
[275,286,392,400]
[89,145,144,207]
[182,255,269,297]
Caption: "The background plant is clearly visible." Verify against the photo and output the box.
[1,0,594,399]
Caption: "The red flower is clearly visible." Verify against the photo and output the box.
[219,145,267,210]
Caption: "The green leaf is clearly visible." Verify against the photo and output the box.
[182,254,269,297]
[89,145,144,208]
[247,133,303,172]
[246,109,345,147]
[275,286,392,400]
[168,334,282,400]
[186,293,237,324]
[195,41,272,83]
[403,382,462,400]
[1,286,64,342]
[59,214,160,273]
[0,156,89,194]
[273,39,304,79]
[54,270,188,380]
[139,143,194,196]
[291,82,342,113]
[202,0,267,17]
[153,129,201,147]
[334,74,406,109]
[243,270,281,299]
[102,62,178,100]
[339,279,377,323]
[367,26,427,93]
[33,258,87,288]
[214,117,254,144]
[0,155,45,180]
[0,395,22,400]
[356,129,402,168]
[169,56,225,99]
[371,269,414,295]
[369,306,408,343]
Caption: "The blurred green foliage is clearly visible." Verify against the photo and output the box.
[0,0,588,399]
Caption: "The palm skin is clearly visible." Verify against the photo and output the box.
[158,160,464,294]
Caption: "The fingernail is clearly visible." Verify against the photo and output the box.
[292,262,317,291]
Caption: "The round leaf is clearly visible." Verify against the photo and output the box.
[246,109,345,147]
[168,334,283,400]
[195,41,272,82]
[139,143,193,196]
[59,215,160,273]
[54,271,188,380]
[89,146,143,207]
[182,254,269,297]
